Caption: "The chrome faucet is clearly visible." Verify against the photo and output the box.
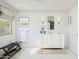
[40,27,46,34]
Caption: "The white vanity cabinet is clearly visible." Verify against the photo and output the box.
[40,16,64,48]
[40,32,64,48]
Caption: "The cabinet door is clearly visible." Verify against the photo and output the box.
[41,34,50,48]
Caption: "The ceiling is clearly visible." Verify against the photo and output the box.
[1,0,78,11]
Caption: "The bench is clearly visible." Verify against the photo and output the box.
[0,43,21,59]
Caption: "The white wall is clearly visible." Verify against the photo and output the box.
[16,11,68,48]
[0,1,16,48]
[67,4,78,55]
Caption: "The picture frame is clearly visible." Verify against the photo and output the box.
[19,17,29,27]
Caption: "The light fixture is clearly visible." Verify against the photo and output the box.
[58,18,61,24]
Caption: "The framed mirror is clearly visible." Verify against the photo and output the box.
[47,16,54,30]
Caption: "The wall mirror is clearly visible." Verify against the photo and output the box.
[47,16,54,30]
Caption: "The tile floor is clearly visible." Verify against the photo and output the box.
[11,48,78,59]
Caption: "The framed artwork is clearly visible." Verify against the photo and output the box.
[0,18,12,36]
[19,17,29,27]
